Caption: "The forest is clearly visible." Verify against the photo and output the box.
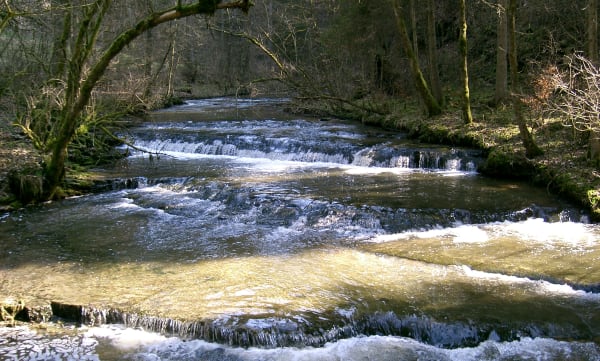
[1,0,600,217]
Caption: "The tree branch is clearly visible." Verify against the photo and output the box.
[66,0,252,139]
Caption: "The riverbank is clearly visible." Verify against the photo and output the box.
[371,104,600,221]
[0,120,43,210]
[1,100,599,219]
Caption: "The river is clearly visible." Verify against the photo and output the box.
[0,98,599,360]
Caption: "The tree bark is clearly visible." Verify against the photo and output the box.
[409,0,418,60]
[426,0,443,106]
[43,0,252,199]
[587,0,598,64]
[459,0,473,124]
[586,0,600,163]
[49,0,71,79]
[507,0,543,158]
[392,0,441,117]
[494,0,509,105]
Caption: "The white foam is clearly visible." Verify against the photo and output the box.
[90,329,600,361]
[460,265,600,301]
[497,218,597,247]
[448,337,600,361]
[335,306,357,319]
[84,325,167,351]
[233,289,257,297]
[130,138,478,174]
[450,225,490,243]
[367,224,489,244]
[109,198,139,210]
[3,325,599,361]
[0,326,100,361]
[368,219,599,248]
[343,165,414,175]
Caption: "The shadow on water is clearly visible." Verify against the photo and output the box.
[33,257,600,348]
[1,169,596,350]
[1,226,599,348]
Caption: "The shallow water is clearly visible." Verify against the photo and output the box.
[0,98,598,359]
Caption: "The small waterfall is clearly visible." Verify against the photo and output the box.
[352,147,479,171]
[48,301,583,349]
[51,302,350,348]
[128,120,483,172]
[131,138,481,171]
[91,176,148,192]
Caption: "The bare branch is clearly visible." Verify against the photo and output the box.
[549,54,600,133]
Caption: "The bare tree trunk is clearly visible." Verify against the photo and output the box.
[495,0,509,105]
[409,0,418,59]
[586,0,600,162]
[426,0,443,106]
[459,0,473,124]
[392,0,441,117]
[142,29,153,99]
[507,0,543,158]
[49,0,71,79]
[166,28,178,100]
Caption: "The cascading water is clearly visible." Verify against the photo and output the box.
[126,117,480,172]
[0,98,599,360]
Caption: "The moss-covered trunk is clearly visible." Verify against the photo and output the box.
[44,130,69,200]
[459,0,473,124]
[507,0,542,158]
[392,0,441,117]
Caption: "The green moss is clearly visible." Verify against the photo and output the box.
[7,169,44,205]
[478,148,535,179]
[417,124,449,143]
[588,189,600,220]
[8,200,22,209]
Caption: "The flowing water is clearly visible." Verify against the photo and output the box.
[1,98,599,360]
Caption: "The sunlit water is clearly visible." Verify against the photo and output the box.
[1,98,599,360]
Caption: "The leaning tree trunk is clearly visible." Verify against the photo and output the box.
[392,0,441,117]
[507,0,543,158]
[42,0,252,200]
